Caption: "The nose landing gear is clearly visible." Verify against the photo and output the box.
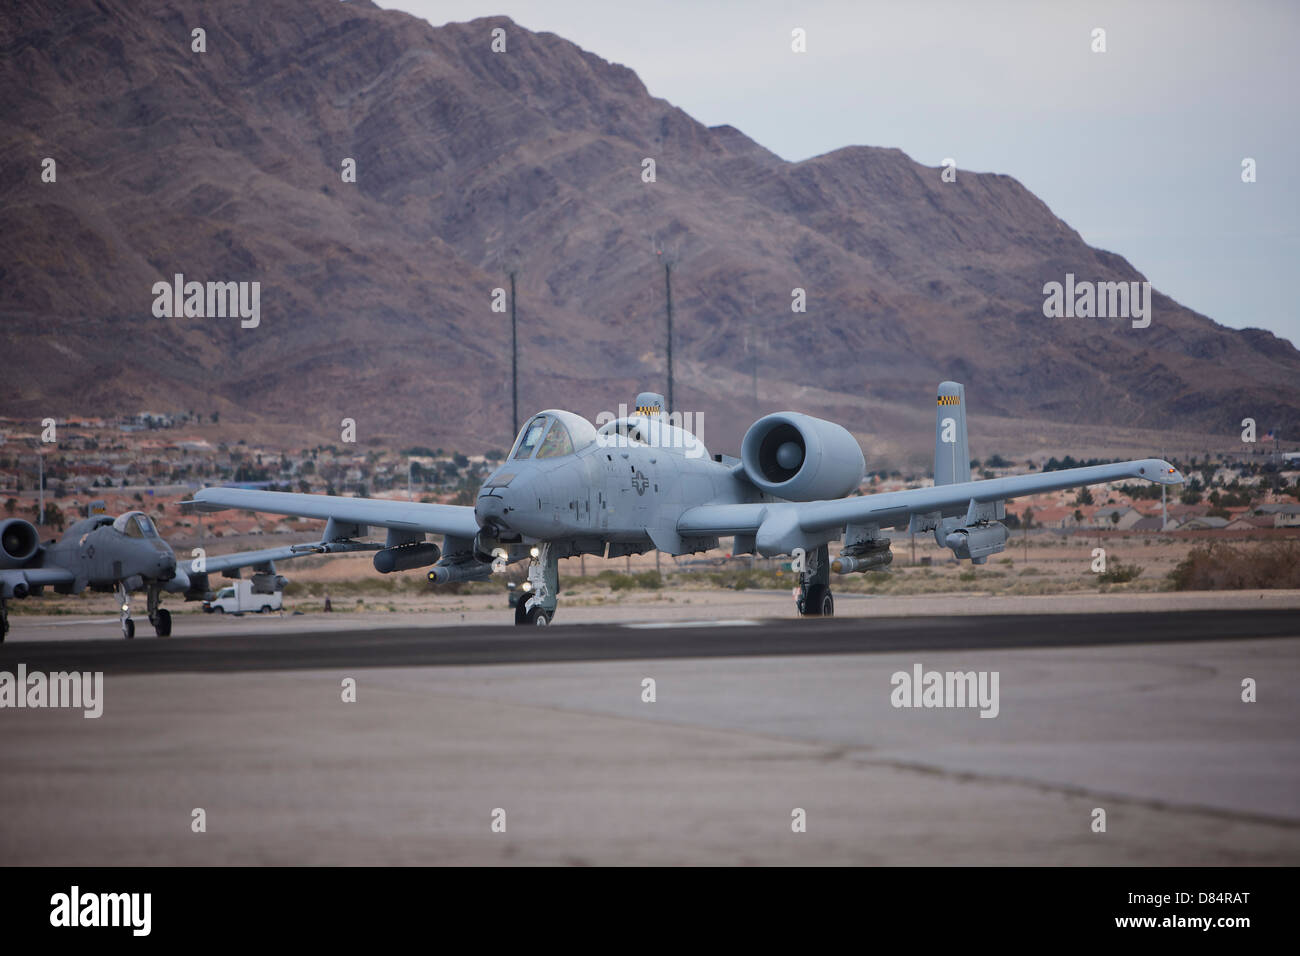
[515,543,558,626]
[116,582,135,639]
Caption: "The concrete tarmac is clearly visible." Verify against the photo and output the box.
[0,608,1296,865]
[0,608,1295,674]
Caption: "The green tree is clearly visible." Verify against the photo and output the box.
[44,502,66,531]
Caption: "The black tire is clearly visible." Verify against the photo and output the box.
[526,606,552,626]
[212,606,224,614]
[122,618,135,639]
[260,605,272,614]
[515,598,530,625]
[154,608,172,637]
[800,583,833,617]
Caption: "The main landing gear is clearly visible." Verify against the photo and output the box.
[117,582,172,638]
[795,543,835,618]
[515,542,558,626]
[146,583,172,637]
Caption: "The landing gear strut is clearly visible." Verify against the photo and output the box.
[117,582,135,639]
[515,543,558,626]
[146,583,171,637]
[796,543,834,617]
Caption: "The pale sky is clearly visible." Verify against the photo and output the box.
[388,0,1300,347]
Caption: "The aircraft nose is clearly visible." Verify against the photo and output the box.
[476,470,525,531]
[475,490,507,527]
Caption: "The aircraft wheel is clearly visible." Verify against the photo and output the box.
[154,608,172,637]
[526,607,552,626]
[122,618,136,639]
[800,583,833,617]
[514,599,530,625]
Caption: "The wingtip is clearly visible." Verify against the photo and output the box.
[1142,459,1184,485]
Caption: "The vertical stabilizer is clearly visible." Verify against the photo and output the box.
[935,382,969,486]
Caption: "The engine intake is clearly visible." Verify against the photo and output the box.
[0,519,39,569]
[740,413,865,501]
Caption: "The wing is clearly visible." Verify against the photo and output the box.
[198,543,334,576]
[678,458,1183,556]
[1,567,76,598]
[184,488,480,540]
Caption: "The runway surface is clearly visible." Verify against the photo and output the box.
[3,606,1297,865]
[2,608,1295,675]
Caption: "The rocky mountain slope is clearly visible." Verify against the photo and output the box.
[2,0,1296,455]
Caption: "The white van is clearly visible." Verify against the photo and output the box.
[204,580,281,615]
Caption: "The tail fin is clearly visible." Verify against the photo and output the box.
[934,381,970,486]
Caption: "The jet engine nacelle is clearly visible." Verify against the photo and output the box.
[0,518,39,569]
[943,522,1009,563]
[740,413,865,501]
[373,542,441,574]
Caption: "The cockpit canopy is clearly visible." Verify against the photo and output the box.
[509,410,598,461]
[113,511,160,539]
[595,415,709,460]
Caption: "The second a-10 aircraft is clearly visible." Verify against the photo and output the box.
[0,502,373,639]
[185,382,1183,625]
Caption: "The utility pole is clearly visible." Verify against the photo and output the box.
[748,292,759,405]
[1160,446,1167,531]
[509,269,519,438]
[663,260,674,414]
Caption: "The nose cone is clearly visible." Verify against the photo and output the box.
[477,468,526,532]
[475,489,508,528]
[157,550,177,579]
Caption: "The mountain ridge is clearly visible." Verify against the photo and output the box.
[1,0,1296,455]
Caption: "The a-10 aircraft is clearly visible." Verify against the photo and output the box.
[0,504,371,639]
[184,382,1184,625]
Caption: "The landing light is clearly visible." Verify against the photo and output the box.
[121,604,129,612]
[521,581,532,592]
[530,547,540,558]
